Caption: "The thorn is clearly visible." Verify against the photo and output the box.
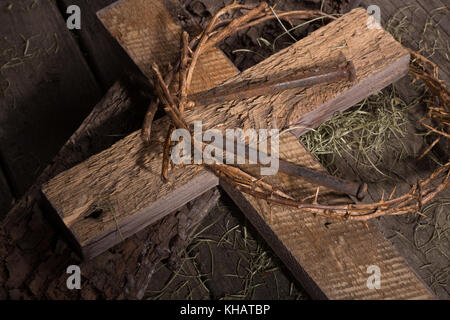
[388,186,397,200]
[363,221,370,231]
[417,179,423,211]
[415,210,427,218]
[314,187,320,204]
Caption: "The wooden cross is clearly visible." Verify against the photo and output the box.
[42,0,434,299]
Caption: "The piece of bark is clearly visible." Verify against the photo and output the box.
[43,8,411,260]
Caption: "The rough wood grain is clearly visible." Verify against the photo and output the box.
[41,51,235,258]
[0,78,147,299]
[222,133,435,299]
[0,77,219,299]
[58,0,199,90]
[42,7,411,260]
[0,165,13,218]
[0,0,101,196]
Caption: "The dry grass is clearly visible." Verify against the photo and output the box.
[145,201,307,300]
[300,86,413,178]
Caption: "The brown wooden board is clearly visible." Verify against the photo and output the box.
[0,0,101,196]
[42,7,411,260]
[57,0,197,90]
[222,133,435,299]
[41,50,236,259]
[0,76,219,299]
[91,2,434,299]
[0,0,224,299]
[58,0,142,89]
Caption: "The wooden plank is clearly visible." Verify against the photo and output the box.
[41,49,234,259]
[0,0,101,196]
[42,7,411,259]
[0,77,219,299]
[41,0,239,259]
[222,133,435,299]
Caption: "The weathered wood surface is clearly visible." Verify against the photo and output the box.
[43,8,411,260]
[58,0,200,90]
[0,0,232,298]
[0,77,219,299]
[222,133,435,299]
[94,2,435,300]
[41,47,236,259]
[0,0,101,197]
[44,188,221,300]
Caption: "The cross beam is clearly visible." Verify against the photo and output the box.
[44,2,409,261]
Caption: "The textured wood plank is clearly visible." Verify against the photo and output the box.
[40,0,238,259]
[222,133,435,299]
[42,49,236,259]
[59,0,199,89]
[0,0,101,195]
[41,1,434,299]
[42,7,411,259]
[96,0,181,78]
[349,0,450,299]
[183,9,411,137]
[0,79,221,299]
[97,0,236,94]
